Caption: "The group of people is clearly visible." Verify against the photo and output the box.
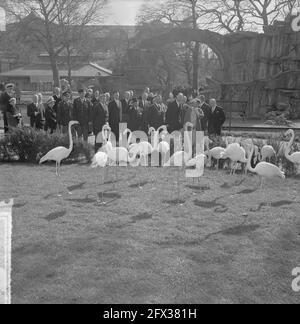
[0,83,226,149]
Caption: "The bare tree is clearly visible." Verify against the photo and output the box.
[2,0,105,87]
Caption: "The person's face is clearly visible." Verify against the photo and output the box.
[105,94,110,102]
[54,88,60,96]
[95,91,100,98]
[38,95,43,103]
[7,87,14,95]
[114,92,119,100]
[79,91,86,98]
[145,87,150,94]
[33,95,38,104]
[176,94,184,104]
[124,92,130,100]
[210,100,216,108]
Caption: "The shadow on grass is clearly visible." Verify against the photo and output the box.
[221,178,246,189]
[237,188,258,195]
[129,181,149,189]
[14,202,27,209]
[131,212,153,223]
[163,199,186,206]
[157,220,260,247]
[185,185,210,191]
[250,200,296,212]
[68,195,97,204]
[67,182,86,192]
[44,210,67,222]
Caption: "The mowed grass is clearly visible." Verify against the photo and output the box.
[1,162,300,304]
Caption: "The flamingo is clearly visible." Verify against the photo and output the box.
[285,129,300,173]
[205,147,226,170]
[261,145,276,162]
[221,142,247,175]
[102,126,141,188]
[149,125,170,164]
[91,151,108,205]
[164,124,193,201]
[247,145,285,205]
[39,120,79,196]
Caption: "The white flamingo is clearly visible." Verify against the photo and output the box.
[102,126,141,188]
[125,128,154,166]
[221,142,247,175]
[247,145,285,205]
[149,126,170,164]
[261,145,276,162]
[91,151,108,204]
[205,147,226,170]
[39,120,79,195]
[285,129,300,172]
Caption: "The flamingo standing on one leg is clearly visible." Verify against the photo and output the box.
[285,129,300,173]
[247,145,285,205]
[39,120,79,196]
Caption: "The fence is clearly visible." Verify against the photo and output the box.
[217,100,248,131]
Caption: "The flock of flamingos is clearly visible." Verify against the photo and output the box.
[39,120,300,203]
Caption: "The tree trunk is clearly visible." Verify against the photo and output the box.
[192,42,200,90]
[49,53,60,88]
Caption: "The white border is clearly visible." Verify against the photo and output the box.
[0,199,13,304]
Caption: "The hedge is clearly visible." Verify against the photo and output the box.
[0,127,93,164]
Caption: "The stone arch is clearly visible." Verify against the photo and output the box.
[138,28,230,82]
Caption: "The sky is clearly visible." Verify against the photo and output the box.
[103,0,145,25]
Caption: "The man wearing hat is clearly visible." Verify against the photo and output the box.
[108,91,122,142]
[147,95,165,130]
[128,98,143,132]
[92,93,109,151]
[57,91,73,134]
[0,83,15,133]
[73,88,92,142]
[45,97,57,134]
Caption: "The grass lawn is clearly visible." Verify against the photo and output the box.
[1,162,300,304]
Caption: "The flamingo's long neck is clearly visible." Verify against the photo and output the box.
[285,131,295,160]
[68,122,74,152]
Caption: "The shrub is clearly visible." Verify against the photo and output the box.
[0,126,93,164]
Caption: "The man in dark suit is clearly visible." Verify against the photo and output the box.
[139,92,150,133]
[208,98,226,136]
[0,83,15,133]
[73,88,92,142]
[128,98,143,132]
[93,94,109,151]
[147,95,164,130]
[166,92,184,133]
[198,95,212,133]
[53,87,61,115]
[27,94,39,128]
[57,91,73,134]
[108,91,122,142]
[121,91,131,124]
